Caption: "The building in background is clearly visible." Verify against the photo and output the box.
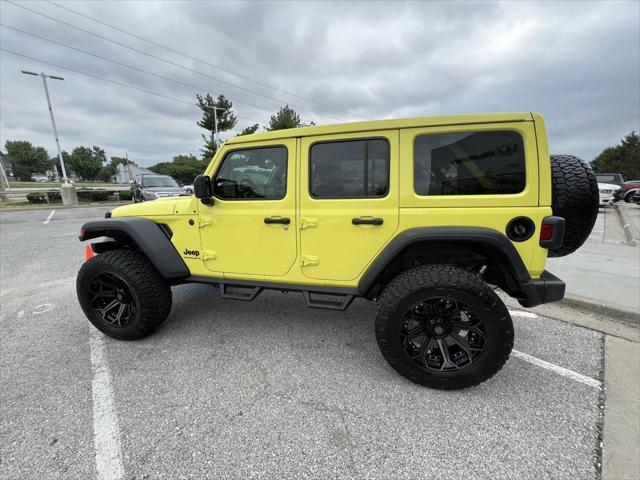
[113,162,155,183]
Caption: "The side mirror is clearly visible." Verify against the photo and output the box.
[193,175,213,204]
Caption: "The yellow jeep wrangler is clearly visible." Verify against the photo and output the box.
[77,112,598,389]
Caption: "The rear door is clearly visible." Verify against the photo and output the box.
[299,130,399,281]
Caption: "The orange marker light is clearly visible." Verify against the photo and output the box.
[84,244,95,261]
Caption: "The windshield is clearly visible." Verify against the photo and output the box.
[142,175,179,188]
[596,174,623,184]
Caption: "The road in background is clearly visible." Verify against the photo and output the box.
[0,206,614,479]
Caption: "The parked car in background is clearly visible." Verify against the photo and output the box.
[598,182,619,206]
[595,173,625,187]
[131,174,185,202]
[595,174,624,202]
[30,175,49,182]
[182,184,194,195]
[621,180,640,202]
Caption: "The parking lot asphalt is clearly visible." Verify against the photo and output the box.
[1,206,606,479]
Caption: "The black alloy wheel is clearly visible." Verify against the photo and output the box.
[77,249,172,340]
[87,272,137,328]
[398,298,487,371]
[375,265,513,389]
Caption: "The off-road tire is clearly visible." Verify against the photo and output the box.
[375,265,514,390]
[549,154,599,257]
[624,190,637,203]
[77,249,172,340]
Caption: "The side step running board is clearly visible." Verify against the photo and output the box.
[216,281,356,310]
[220,283,263,301]
[303,291,354,311]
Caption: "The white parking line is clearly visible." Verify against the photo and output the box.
[508,309,538,318]
[511,349,602,389]
[43,210,55,224]
[90,329,124,480]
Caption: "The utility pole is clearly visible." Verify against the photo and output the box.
[21,70,77,204]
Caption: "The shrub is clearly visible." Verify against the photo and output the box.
[76,190,93,202]
[26,192,47,204]
[90,190,109,202]
[117,190,132,201]
[25,191,61,204]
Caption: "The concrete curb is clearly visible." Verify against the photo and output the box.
[602,336,640,480]
[560,294,639,326]
[615,204,637,246]
[0,202,129,213]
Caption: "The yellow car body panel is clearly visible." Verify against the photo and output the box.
[110,112,551,287]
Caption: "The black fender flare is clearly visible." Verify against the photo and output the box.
[79,218,189,280]
[357,227,531,295]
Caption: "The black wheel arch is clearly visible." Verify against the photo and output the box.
[358,227,533,301]
[79,218,189,280]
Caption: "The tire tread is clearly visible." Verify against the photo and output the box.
[375,265,513,390]
[77,249,172,340]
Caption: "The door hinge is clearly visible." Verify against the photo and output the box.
[199,217,213,228]
[202,250,217,261]
[300,217,318,230]
[301,255,319,267]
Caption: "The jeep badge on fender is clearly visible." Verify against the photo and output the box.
[76,113,598,390]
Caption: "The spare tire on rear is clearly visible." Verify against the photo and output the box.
[548,154,599,257]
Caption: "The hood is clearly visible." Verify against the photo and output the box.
[598,183,619,190]
[111,196,178,217]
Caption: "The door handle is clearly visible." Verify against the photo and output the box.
[352,217,384,226]
[264,217,291,225]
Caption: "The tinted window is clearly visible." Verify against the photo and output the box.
[214,146,287,200]
[414,131,525,196]
[310,139,389,198]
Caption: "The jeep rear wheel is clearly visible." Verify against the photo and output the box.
[77,249,172,340]
[375,265,513,390]
[549,154,599,257]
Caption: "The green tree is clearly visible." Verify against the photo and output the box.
[196,94,237,161]
[3,140,50,180]
[97,165,116,182]
[67,145,106,181]
[110,156,129,168]
[239,123,260,136]
[266,105,302,131]
[592,131,640,180]
[149,154,206,185]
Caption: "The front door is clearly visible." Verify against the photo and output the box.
[199,140,296,278]
[299,130,399,281]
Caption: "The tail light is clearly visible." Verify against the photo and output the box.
[540,216,565,249]
[540,223,553,241]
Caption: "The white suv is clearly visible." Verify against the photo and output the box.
[598,182,619,206]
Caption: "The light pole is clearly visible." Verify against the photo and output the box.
[206,106,227,148]
[21,70,77,204]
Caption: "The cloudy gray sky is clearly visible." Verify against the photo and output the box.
[1,0,638,167]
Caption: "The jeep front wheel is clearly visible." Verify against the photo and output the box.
[77,249,172,340]
[375,265,514,390]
